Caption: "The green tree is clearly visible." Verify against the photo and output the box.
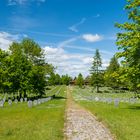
[115,0,140,92]
[90,49,103,92]
[104,56,120,88]
[0,38,53,98]
[0,49,11,94]
[61,74,71,85]
[76,73,84,88]
[55,74,61,85]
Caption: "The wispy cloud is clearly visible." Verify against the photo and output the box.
[82,34,103,42]
[9,16,40,30]
[93,14,100,18]
[69,14,100,33]
[58,33,103,48]
[58,36,80,48]
[8,0,46,6]
[69,18,86,33]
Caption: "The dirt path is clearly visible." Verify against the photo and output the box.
[64,86,114,140]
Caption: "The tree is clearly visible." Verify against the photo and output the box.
[76,73,84,88]
[104,55,120,88]
[0,49,10,94]
[0,38,54,99]
[55,74,61,85]
[115,0,140,92]
[90,49,103,92]
[61,74,71,85]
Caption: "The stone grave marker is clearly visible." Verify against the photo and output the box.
[20,98,23,103]
[14,99,18,104]
[129,98,136,104]
[107,98,112,104]
[24,98,27,102]
[27,100,32,108]
[37,99,41,105]
[33,100,38,106]
[0,100,4,107]
[8,99,12,106]
[114,98,119,107]
[95,97,99,102]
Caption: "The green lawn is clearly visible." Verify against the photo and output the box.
[72,86,140,140]
[0,86,67,140]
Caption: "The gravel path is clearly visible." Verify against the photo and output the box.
[64,87,114,140]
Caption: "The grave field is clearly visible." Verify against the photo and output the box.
[0,86,66,140]
[72,86,140,140]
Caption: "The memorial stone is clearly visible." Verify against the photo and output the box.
[20,98,23,103]
[27,100,32,108]
[8,99,12,106]
[14,99,18,104]
[0,100,4,107]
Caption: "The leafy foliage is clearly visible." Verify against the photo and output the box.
[115,0,140,91]
[0,39,54,97]
[76,73,84,88]
[104,56,120,88]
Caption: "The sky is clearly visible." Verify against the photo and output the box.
[0,0,128,77]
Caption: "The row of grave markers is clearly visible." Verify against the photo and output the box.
[0,97,27,107]
[75,90,139,107]
[0,86,62,108]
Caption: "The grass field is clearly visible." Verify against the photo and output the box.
[0,86,66,140]
[72,86,140,140]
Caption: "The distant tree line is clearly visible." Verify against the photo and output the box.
[47,73,72,86]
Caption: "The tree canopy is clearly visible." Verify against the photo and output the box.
[115,0,140,91]
[0,39,54,98]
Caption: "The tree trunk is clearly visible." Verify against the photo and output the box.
[23,90,27,98]
[96,86,99,93]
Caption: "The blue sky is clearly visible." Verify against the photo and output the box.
[0,0,128,77]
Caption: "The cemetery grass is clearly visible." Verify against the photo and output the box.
[73,86,140,140]
[0,86,66,140]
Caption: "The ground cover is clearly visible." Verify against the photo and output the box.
[72,86,140,140]
[0,86,66,140]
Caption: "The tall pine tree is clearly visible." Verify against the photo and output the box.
[90,49,103,93]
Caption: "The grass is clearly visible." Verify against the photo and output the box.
[72,86,140,140]
[0,86,67,140]
[73,86,135,99]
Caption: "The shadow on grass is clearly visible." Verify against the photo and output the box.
[126,105,140,110]
[53,96,67,100]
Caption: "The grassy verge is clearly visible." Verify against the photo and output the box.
[72,86,140,140]
[0,86,66,140]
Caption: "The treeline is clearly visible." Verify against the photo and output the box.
[0,39,54,98]
[47,73,72,86]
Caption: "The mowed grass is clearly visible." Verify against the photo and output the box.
[0,86,67,140]
[72,86,140,140]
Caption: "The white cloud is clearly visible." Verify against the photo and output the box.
[82,34,102,42]
[69,18,86,32]
[58,34,102,49]
[43,45,112,77]
[43,46,93,77]
[0,32,16,50]
[0,31,27,50]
